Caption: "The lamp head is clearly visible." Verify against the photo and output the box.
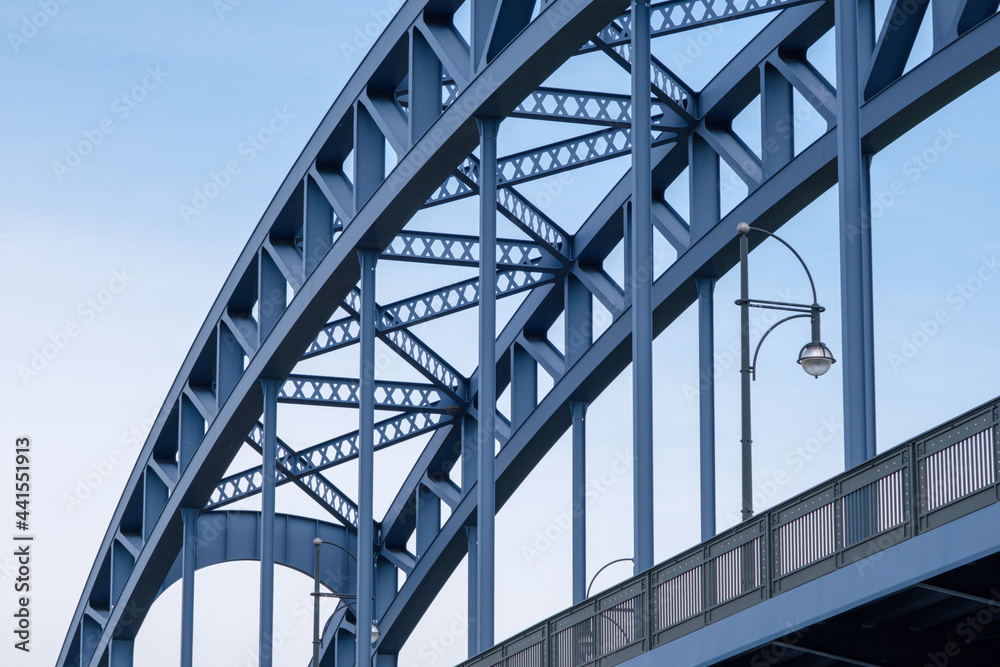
[371,621,380,645]
[798,342,836,378]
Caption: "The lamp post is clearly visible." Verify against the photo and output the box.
[737,222,835,521]
[312,538,379,667]
[585,557,634,599]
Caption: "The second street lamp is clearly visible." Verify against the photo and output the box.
[312,537,379,666]
[736,222,836,521]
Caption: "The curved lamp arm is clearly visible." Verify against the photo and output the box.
[314,537,358,562]
[740,225,819,306]
[586,557,634,598]
[750,313,811,380]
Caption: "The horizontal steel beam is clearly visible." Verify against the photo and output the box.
[305,270,555,357]
[209,412,452,511]
[278,375,452,412]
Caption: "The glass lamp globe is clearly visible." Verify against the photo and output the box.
[798,342,836,378]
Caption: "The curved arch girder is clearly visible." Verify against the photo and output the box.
[158,511,358,596]
[373,3,1000,654]
[58,0,1000,664]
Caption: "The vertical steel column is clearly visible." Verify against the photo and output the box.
[836,0,877,469]
[465,526,478,658]
[180,508,197,667]
[566,275,592,606]
[565,274,593,366]
[110,640,134,667]
[570,401,588,605]
[689,133,720,242]
[760,64,794,179]
[510,344,537,429]
[415,484,441,557]
[859,0,878,460]
[462,414,478,658]
[476,116,498,651]
[358,248,378,667]
[631,0,654,575]
[259,378,279,667]
[695,278,717,540]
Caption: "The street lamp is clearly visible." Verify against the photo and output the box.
[736,222,835,521]
[312,537,379,667]
[586,557,634,599]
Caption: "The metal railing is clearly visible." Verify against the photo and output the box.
[460,397,1000,667]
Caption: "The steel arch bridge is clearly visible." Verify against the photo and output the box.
[59,0,1000,665]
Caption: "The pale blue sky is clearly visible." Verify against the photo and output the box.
[2,2,1000,666]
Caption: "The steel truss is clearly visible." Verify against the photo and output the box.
[59,0,1000,666]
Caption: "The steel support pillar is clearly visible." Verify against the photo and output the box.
[180,508,197,667]
[695,278,717,541]
[358,248,378,667]
[476,115,498,651]
[465,526,478,658]
[631,0,654,575]
[259,378,279,667]
[565,274,592,367]
[510,344,537,429]
[110,640,133,667]
[416,484,440,557]
[689,133,720,242]
[570,401,588,605]
[835,0,877,469]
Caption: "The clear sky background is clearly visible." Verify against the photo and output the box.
[2,1,999,666]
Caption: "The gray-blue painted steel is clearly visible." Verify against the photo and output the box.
[570,401,588,605]
[631,0,655,576]
[621,501,1000,666]
[259,378,278,667]
[465,525,478,659]
[695,278,716,541]
[159,511,357,594]
[476,115,499,651]
[58,0,1000,664]
[180,508,197,667]
[836,0,877,469]
[358,249,378,667]
[739,232,753,521]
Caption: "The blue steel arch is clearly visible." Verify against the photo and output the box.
[58,0,1000,665]
[157,511,357,596]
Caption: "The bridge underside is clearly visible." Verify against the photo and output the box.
[627,502,1000,667]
